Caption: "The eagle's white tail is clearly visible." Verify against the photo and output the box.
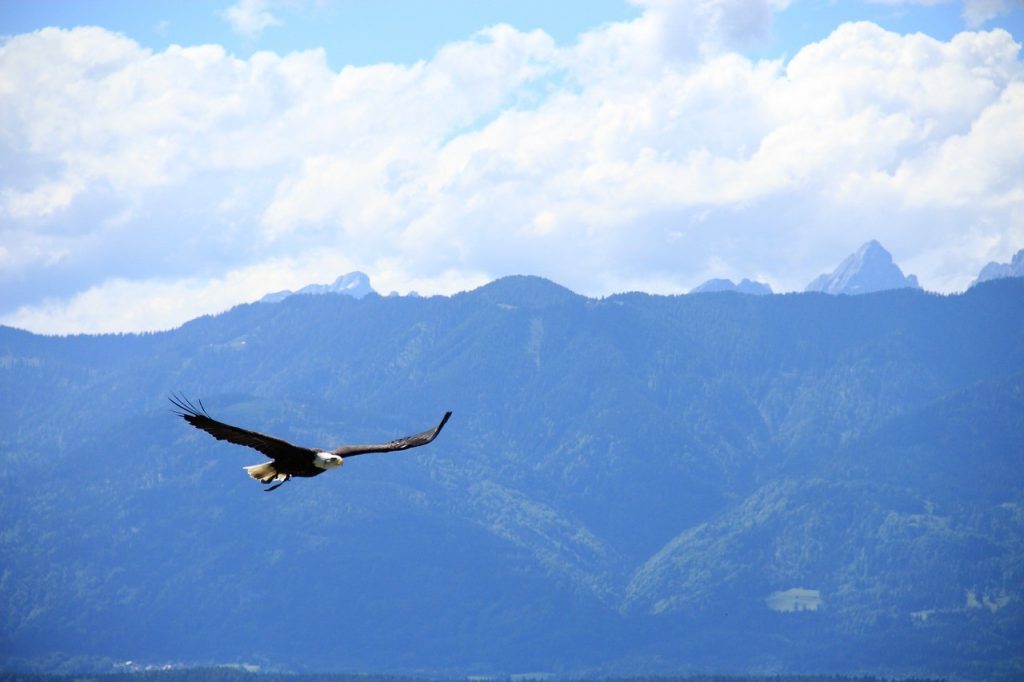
[244,462,285,483]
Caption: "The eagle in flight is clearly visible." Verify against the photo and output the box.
[170,395,451,491]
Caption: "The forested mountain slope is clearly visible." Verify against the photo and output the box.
[1,276,1022,681]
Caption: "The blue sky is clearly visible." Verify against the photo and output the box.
[1,0,1023,332]
[5,1,1019,66]
[2,1,642,67]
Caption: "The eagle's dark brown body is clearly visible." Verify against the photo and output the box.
[170,395,451,491]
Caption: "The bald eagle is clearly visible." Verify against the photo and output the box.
[170,395,451,491]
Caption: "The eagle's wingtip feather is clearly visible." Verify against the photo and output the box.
[169,393,209,419]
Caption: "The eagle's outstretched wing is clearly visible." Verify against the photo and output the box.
[331,411,452,458]
[170,394,313,463]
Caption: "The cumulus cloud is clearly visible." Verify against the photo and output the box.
[864,0,1022,28]
[221,0,282,38]
[960,0,1021,26]
[1,1,1023,333]
[0,255,491,334]
[571,0,791,79]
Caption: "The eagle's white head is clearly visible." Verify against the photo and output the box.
[313,452,344,470]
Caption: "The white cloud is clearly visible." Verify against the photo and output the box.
[961,0,1014,26]
[222,0,282,38]
[1,3,1023,333]
[570,0,790,81]
[841,80,1024,209]
[0,253,490,334]
[863,0,1022,28]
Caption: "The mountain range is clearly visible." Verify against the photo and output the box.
[0,275,1022,681]
[693,242,1022,298]
[268,243,1022,305]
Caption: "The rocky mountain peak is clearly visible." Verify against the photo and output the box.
[690,278,773,295]
[805,240,920,295]
[972,247,1024,287]
[260,271,376,303]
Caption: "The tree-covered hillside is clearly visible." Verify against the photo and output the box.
[1,276,1022,681]
[0,670,944,682]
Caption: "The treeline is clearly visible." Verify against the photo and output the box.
[3,671,428,682]
[0,672,944,682]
